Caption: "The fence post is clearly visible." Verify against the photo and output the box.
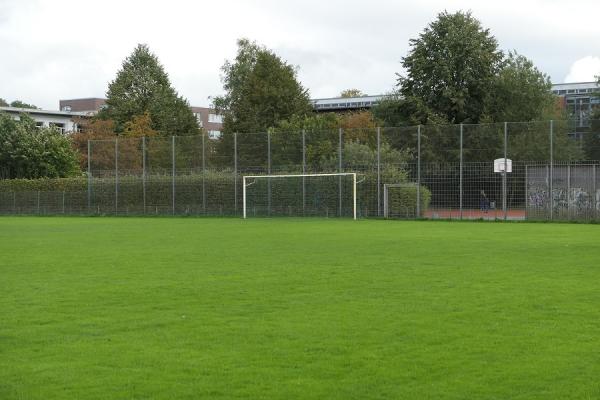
[13,191,16,214]
[459,123,463,220]
[234,132,238,215]
[503,122,508,221]
[62,191,65,214]
[202,133,206,214]
[338,127,343,217]
[377,127,381,217]
[142,136,146,214]
[567,164,571,220]
[525,165,529,218]
[302,129,306,215]
[87,139,91,212]
[417,125,421,218]
[172,135,175,215]
[550,120,554,221]
[37,190,40,215]
[115,138,118,215]
[267,131,271,216]
[593,164,597,220]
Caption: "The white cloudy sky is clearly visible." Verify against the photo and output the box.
[0,0,599,110]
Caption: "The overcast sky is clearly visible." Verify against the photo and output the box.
[1,0,599,110]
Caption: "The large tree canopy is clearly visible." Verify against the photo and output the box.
[490,51,555,122]
[399,11,503,124]
[370,11,579,162]
[212,38,312,166]
[100,44,199,136]
[214,38,312,134]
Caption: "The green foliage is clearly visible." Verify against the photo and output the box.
[508,120,584,161]
[9,100,38,109]
[372,93,450,128]
[491,52,554,122]
[271,113,340,169]
[0,113,80,179]
[372,12,578,162]
[387,184,432,218]
[100,44,199,136]
[213,39,312,166]
[399,11,503,124]
[0,98,8,106]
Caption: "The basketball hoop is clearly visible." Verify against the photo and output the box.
[494,158,512,173]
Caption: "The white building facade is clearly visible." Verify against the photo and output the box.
[0,106,85,133]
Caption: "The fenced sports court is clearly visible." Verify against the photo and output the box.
[1,119,600,222]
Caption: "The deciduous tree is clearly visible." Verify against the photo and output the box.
[213,39,312,166]
[398,11,503,124]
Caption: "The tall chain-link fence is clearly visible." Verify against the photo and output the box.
[2,119,600,221]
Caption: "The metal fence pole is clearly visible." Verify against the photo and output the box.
[115,138,119,215]
[417,125,421,217]
[234,132,238,215]
[142,136,146,214]
[593,164,597,220]
[37,191,40,215]
[302,129,306,214]
[567,164,571,220]
[267,131,271,216]
[202,133,206,214]
[62,191,65,214]
[338,127,343,217]
[172,135,175,215]
[459,123,463,220]
[377,127,381,217]
[87,139,91,212]
[550,120,554,221]
[503,122,508,221]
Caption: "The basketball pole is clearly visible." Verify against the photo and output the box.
[503,122,507,221]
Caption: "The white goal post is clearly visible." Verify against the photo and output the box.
[243,173,358,220]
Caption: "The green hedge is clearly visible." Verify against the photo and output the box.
[0,170,430,217]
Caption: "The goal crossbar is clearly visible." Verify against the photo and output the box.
[243,173,357,220]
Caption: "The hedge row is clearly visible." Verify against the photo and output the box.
[0,170,430,217]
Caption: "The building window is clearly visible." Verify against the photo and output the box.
[62,105,72,111]
[208,113,223,123]
[208,130,221,139]
[49,122,65,133]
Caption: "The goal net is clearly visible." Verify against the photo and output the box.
[243,173,357,219]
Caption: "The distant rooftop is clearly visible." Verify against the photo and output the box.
[0,106,88,117]
[311,95,385,111]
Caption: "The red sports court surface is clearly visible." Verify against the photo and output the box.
[424,208,526,220]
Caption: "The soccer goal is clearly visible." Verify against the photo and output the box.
[243,173,358,219]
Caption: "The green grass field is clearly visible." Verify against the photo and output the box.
[1,217,600,399]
